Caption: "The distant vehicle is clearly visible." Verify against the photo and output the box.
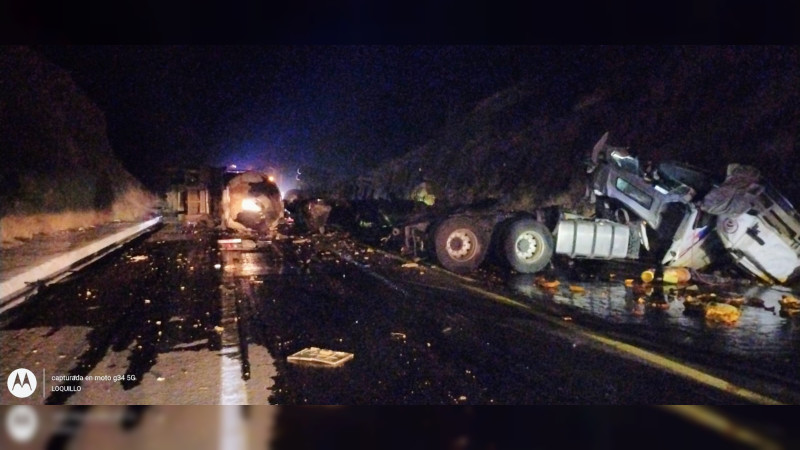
[399,132,800,285]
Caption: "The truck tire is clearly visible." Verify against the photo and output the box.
[503,218,554,273]
[434,216,488,274]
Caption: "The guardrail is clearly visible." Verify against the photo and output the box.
[0,216,162,314]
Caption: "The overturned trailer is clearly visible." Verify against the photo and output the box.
[400,133,800,285]
[221,171,284,234]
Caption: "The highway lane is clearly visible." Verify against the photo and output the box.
[1,223,797,407]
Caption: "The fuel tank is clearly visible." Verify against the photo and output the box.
[222,171,283,233]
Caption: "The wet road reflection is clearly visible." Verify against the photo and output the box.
[505,261,800,399]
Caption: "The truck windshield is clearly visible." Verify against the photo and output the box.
[615,177,653,209]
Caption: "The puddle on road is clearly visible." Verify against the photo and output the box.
[506,264,800,385]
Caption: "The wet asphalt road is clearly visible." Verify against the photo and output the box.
[1,222,799,406]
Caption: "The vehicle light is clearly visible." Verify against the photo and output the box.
[241,198,261,212]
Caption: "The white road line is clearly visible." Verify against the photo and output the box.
[217,265,249,450]
[218,283,249,405]
[218,405,248,450]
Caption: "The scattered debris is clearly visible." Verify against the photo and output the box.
[173,339,208,350]
[779,295,799,309]
[663,267,691,284]
[391,332,407,340]
[535,277,560,289]
[705,302,741,324]
[684,293,717,315]
[780,295,800,317]
[649,300,670,310]
[214,326,224,333]
[641,269,655,283]
[292,238,311,244]
[401,262,420,268]
[129,255,149,262]
[287,347,354,367]
[723,296,745,307]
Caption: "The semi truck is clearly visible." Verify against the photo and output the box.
[400,133,800,285]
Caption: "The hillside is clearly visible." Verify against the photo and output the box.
[345,47,800,214]
[0,46,155,245]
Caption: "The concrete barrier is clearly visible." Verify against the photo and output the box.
[0,216,162,312]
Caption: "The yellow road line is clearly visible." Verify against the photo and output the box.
[367,244,785,405]
[458,282,784,405]
[662,405,783,450]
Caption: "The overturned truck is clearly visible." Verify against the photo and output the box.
[401,133,800,285]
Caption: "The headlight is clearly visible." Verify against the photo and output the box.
[241,198,262,212]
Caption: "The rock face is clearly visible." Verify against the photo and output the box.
[338,47,800,214]
[0,46,155,243]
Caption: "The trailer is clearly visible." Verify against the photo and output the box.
[221,170,284,234]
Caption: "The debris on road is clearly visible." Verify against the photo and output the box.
[287,347,354,367]
[641,269,655,283]
[401,262,419,268]
[723,296,745,307]
[663,267,691,284]
[780,295,800,317]
[214,325,224,333]
[779,295,799,308]
[129,255,149,262]
[705,302,741,324]
[391,332,407,340]
[292,238,310,244]
[535,277,560,289]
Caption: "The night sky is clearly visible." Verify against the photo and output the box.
[33,45,566,189]
[28,45,796,196]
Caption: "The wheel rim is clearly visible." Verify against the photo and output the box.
[515,231,541,261]
[446,228,476,260]
[614,208,630,224]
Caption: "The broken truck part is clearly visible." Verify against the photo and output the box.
[399,132,800,284]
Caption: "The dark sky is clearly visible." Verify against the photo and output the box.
[34,45,564,189]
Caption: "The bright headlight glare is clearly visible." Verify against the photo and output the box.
[241,198,261,212]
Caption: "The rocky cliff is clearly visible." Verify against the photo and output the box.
[343,47,800,214]
[0,46,155,244]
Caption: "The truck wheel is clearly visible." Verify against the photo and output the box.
[434,216,488,274]
[503,218,553,273]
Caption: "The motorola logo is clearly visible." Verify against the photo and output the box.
[7,368,37,399]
